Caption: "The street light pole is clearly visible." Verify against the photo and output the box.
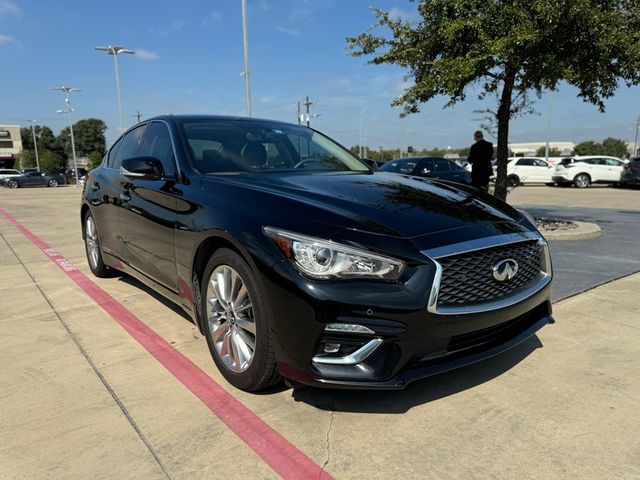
[53,86,80,187]
[634,116,640,158]
[241,0,252,117]
[95,45,135,132]
[27,119,40,171]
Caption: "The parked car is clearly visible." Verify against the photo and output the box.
[620,157,640,187]
[552,156,625,188]
[81,115,554,391]
[0,168,22,181]
[3,171,66,188]
[62,167,88,183]
[506,157,555,186]
[360,157,379,170]
[378,156,472,185]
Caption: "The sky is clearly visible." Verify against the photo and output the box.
[2,0,639,151]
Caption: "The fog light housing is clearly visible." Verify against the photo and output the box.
[323,343,341,353]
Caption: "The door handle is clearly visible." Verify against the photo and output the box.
[119,191,131,202]
[91,182,100,192]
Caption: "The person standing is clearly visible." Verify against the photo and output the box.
[468,130,493,191]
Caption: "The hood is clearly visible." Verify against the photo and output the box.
[203,171,526,238]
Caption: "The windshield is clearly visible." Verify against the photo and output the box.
[180,119,369,174]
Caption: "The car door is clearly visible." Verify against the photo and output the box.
[603,158,624,182]
[513,158,538,183]
[23,171,44,186]
[90,125,147,260]
[416,158,435,178]
[532,159,552,182]
[118,121,179,292]
[584,158,608,182]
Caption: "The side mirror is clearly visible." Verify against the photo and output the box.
[121,156,164,180]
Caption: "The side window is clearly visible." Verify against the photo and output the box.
[106,138,122,168]
[534,159,549,167]
[111,124,147,170]
[433,158,451,172]
[138,122,176,177]
[517,158,535,166]
[419,158,435,173]
[604,158,622,166]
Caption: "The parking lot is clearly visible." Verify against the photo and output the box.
[1,186,639,479]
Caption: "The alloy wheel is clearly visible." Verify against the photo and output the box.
[48,179,58,187]
[85,216,100,270]
[574,174,590,188]
[206,265,256,373]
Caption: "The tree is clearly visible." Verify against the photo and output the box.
[16,149,36,169]
[573,137,628,157]
[347,1,640,201]
[39,150,65,173]
[20,125,58,152]
[535,146,562,157]
[57,118,107,158]
[87,151,103,169]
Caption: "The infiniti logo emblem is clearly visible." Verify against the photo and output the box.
[492,258,519,282]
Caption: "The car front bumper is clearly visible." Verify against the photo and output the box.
[261,253,553,390]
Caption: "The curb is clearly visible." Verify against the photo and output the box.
[540,221,602,241]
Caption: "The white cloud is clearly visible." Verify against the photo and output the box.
[148,20,184,37]
[135,48,159,60]
[0,1,21,16]
[274,25,300,36]
[201,10,222,26]
[0,33,19,46]
[388,7,419,22]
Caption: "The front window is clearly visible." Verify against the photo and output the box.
[379,159,418,174]
[180,119,369,174]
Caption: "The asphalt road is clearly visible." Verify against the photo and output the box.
[521,205,640,301]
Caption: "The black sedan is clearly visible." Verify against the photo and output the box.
[378,156,472,185]
[81,115,553,391]
[3,171,66,188]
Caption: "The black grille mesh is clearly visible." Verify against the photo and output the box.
[437,240,543,307]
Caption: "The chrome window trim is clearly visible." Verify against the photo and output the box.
[312,338,383,365]
[423,233,552,315]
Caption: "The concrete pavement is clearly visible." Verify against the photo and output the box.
[1,187,639,479]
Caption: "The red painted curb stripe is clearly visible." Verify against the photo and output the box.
[0,208,333,480]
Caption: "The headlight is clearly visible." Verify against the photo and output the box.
[263,227,404,280]
[517,208,537,228]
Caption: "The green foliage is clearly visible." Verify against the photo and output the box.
[87,151,103,169]
[17,149,36,169]
[39,150,65,173]
[535,146,562,157]
[573,137,628,157]
[58,118,107,158]
[347,0,640,200]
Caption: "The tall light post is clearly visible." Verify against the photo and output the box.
[240,0,252,117]
[95,45,135,132]
[545,93,552,163]
[634,116,640,158]
[53,86,80,187]
[27,119,40,172]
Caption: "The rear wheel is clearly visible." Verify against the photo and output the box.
[506,175,520,187]
[201,248,279,391]
[8,180,18,189]
[84,212,110,277]
[573,173,591,188]
[48,179,58,187]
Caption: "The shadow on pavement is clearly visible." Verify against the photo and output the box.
[291,335,542,414]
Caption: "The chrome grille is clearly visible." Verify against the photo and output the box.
[436,240,543,307]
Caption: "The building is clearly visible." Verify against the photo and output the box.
[508,141,575,157]
[0,125,23,169]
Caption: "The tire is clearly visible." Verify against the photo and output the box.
[48,179,58,187]
[201,248,279,391]
[506,175,520,187]
[8,180,18,189]
[83,211,110,278]
[573,173,591,188]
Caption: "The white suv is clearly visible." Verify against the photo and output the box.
[0,169,22,181]
[506,157,555,186]
[552,156,625,188]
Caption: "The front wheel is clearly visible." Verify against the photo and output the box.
[8,180,18,189]
[573,173,591,188]
[48,179,58,187]
[201,248,279,391]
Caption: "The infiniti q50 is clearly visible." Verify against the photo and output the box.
[81,115,553,391]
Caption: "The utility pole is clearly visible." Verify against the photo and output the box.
[53,86,80,187]
[634,116,640,158]
[132,110,143,123]
[304,96,313,127]
[297,101,301,125]
[27,119,40,171]
[545,93,552,162]
[95,45,135,132]
[241,0,252,117]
